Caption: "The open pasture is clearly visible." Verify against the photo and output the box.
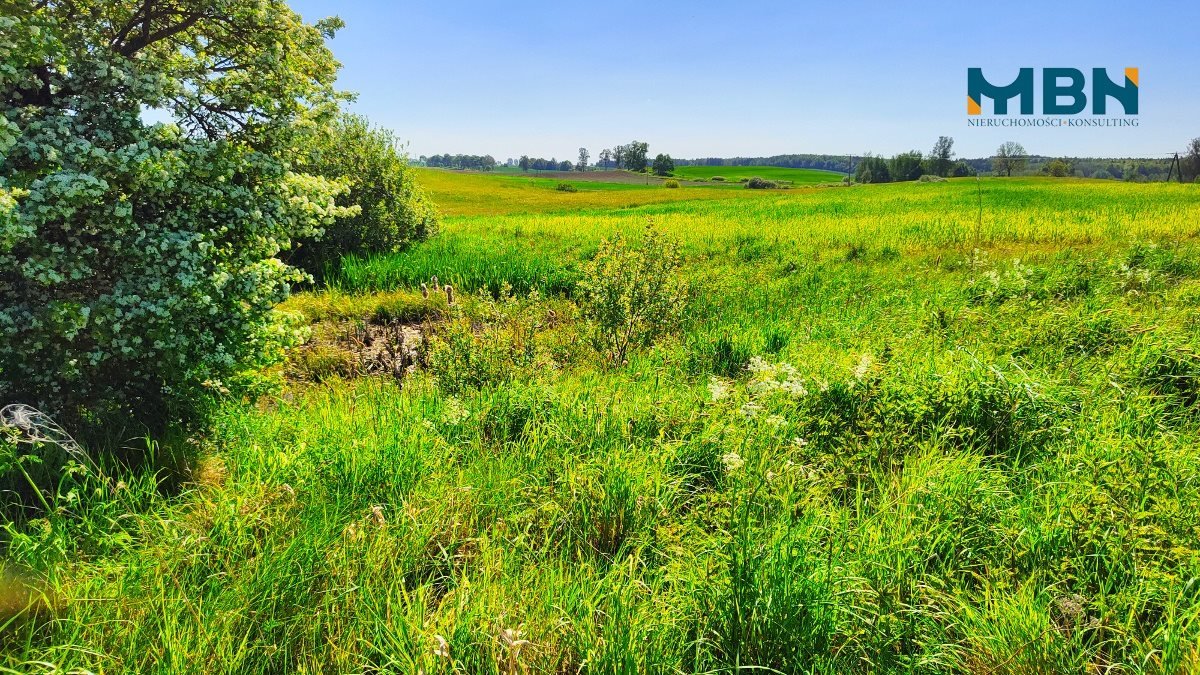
[10,174,1200,674]
[413,167,761,216]
[672,164,847,184]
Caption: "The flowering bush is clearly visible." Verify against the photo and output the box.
[0,3,352,427]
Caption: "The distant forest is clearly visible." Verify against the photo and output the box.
[420,154,497,171]
[418,149,1195,182]
[677,154,1184,181]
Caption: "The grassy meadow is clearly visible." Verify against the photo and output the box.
[6,173,1200,673]
[671,165,846,184]
[414,168,761,217]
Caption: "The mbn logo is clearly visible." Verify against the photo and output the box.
[968,68,1138,115]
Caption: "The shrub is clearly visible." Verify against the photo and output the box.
[663,179,680,189]
[0,5,350,429]
[745,177,779,190]
[578,227,688,364]
[428,290,541,392]
[556,182,578,192]
[711,176,726,182]
[918,174,947,183]
[293,114,439,277]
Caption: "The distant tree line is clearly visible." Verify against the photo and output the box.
[511,141,655,173]
[518,156,575,171]
[958,155,1179,181]
[446,135,1200,182]
[676,154,853,172]
[854,137,971,183]
[599,141,650,172]
[678,136,1200,183]
[420,154,496,170]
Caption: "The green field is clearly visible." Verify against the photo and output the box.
[672,164,847,184]
[413,168,761,216]
[9,174,1200,673]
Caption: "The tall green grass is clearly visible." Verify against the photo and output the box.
[334,179,1200,297]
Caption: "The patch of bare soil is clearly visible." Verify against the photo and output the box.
[288,318,429,382]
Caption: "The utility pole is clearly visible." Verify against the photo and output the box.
[1167,152,1183,183]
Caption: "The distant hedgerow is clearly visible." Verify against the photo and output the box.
[745,177,779,189]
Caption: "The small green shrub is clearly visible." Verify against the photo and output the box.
[578,227,688,364]
[745,177,779,189]
[555,182,578,193]
[918,174,947,182]
[663,179,680,189]
[733,234,772,262]
[711,176,726,182]
[428,291,541,392]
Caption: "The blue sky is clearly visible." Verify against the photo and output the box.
[290,0,1199,161]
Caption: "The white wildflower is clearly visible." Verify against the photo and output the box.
[780,378,808,397]
[747,356,772,375]
[747,357,807,398]
[721,451,745,472]
[853,354,874,381]
[707,376,732,402]
[441,396,470,425]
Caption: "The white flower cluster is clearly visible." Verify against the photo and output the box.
[1,68,350,414]
[746,356,809,397]
[441,397,470,425]
[707,375,732,402]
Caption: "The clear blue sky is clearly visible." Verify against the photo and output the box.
[290,0,1199,161]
